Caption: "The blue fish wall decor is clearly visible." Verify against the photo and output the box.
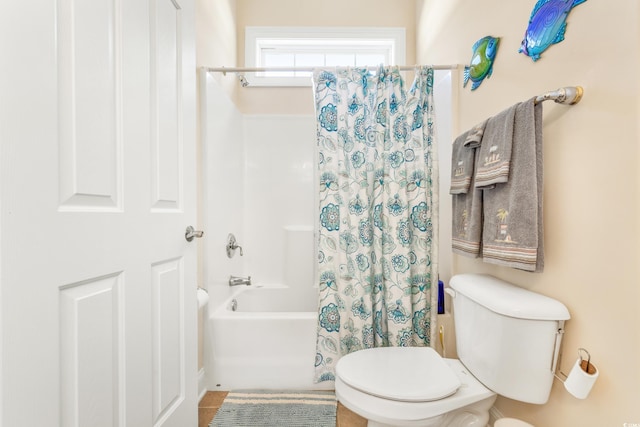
[520,0,587,61]
[463,36,500,91]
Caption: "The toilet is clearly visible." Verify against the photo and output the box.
[334,273,570,427]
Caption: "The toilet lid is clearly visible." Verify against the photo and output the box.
[336,347,461,402]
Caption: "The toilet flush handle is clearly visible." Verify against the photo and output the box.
[444,288,456,298]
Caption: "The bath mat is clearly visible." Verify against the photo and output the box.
[209,390,336,427]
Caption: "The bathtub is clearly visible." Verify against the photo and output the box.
[206,284,332,391]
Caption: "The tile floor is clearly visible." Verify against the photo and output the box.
[199,391,367,427]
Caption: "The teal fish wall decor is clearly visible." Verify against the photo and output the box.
[463,36,500,91]
[519,0,587,61]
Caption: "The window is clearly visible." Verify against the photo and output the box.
[244,27,406,87]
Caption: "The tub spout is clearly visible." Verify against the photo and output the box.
[229,275,251,286]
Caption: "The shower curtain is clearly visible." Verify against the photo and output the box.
[313,66,438,382]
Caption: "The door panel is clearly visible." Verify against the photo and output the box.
[151,0,183,211]
[0,0,197,426]
[60,273,124,427]
[151,258,185,426]
[58,0,123,211]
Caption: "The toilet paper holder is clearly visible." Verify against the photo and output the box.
[577,348,592,374]
[555,347,591,380]
[554,347,599,399]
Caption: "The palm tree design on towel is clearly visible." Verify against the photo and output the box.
[495,208,517,243]
[459,209,468,237]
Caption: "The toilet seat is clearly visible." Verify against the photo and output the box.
[335,356,497,426]
[336,347,461,402]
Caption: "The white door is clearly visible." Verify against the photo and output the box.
[0,0,198,426]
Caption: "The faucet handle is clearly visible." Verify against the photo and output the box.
[226,233,244,258]
[233,244,244,256]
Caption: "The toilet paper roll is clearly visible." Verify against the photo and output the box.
[197,287,209,309]
[564,357,598,399]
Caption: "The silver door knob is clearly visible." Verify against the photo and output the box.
[185,226,204,242]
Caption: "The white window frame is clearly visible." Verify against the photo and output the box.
[244,27,406,87]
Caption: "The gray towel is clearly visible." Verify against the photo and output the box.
[452,148,483,258]
[450,130,474,194]
[475,104,518,188]
[482,98,543,272]
[463,119,487,148]
[450,121,487,195]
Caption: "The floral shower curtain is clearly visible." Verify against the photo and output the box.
[313,66,439,382]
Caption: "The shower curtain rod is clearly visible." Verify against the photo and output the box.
[203,65,583,106]
[204,64,460,74]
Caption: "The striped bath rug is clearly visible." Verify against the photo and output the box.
[209,390,336,427]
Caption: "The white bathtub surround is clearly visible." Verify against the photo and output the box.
[242,115,316,286]
[207,285,332,391]
[283,226,316,287]
[202,79,322,391]
[201,77,315,288]
[201,73,245,287]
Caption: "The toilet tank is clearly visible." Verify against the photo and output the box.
[449,274,570,404]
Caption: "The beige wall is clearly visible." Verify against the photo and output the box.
[234,0,417,114]
[417,0,640,425]
[196,0,238,97]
